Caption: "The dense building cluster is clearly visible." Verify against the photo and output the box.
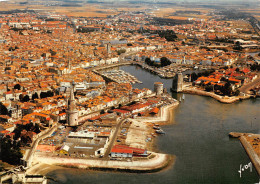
[0,5,259,172]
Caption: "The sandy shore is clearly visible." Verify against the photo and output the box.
[183,87,250,104]
[123,98,178,153]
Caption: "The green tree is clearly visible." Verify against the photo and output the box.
[233,43,243,51]
[0,137,23,165]
[157,30,177,42]
[19,94,24,101]
[234,90,240,96]
[221,82,232,96]
[47,90,54,97]
[191,72,198,82]
[5,67,11,71]
[160,57,171,67]
[0,102,9,116]
[34,123,41,134]
[117,49,126,55]
[205,85,213,92]
[22,95,30,102]
[14,84,21,90]
[32,93,39,101]
[40,92,48,99]
[250,63,260,71]
[145,58,152,65]
[49,49,56,56]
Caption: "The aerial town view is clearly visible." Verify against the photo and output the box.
[0,0,259,183]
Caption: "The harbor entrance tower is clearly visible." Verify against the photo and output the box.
[171,73,183,92]
[154,82,164,95]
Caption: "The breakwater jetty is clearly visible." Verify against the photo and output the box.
[34,152,174,173]
[229,132,260,176]
[240,136,260,176]
[183,87,250,104]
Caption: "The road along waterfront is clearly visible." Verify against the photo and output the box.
[46,65,260,184]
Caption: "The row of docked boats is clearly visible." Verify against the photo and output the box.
[101,70,142,84]
[179,94,185,102]
[153,125,165,134]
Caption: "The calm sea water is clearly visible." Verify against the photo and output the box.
[48,65,260,184]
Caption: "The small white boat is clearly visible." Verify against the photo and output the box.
[156,129,165,134]
[153,126,161,130]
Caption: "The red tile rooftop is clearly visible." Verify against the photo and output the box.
[111,148,133,154]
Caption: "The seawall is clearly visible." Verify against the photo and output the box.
[183,87,250,104]
[34,153,174,173]
[135,100,179,123]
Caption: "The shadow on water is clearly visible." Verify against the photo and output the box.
[48,65,260,184]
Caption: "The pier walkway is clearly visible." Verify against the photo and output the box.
[34,152,172,172]
[240,136,260,175]
[229,132,260,176]
[104,119,125,158]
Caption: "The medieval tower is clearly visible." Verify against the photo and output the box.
[154,82,164,95]
[106,43,111,54]
[171,73,183,92]
[66,82,78,126]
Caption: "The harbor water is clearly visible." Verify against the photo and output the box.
[48,65,260,184]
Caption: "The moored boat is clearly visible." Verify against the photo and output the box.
[153,126,161,130]
[156,129,165,134]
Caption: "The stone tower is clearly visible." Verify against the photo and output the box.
[154,82,164,95]
[171,73,183,92]
[66,82,78,126]
[106,43,111,54]
[183,55,186,64]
